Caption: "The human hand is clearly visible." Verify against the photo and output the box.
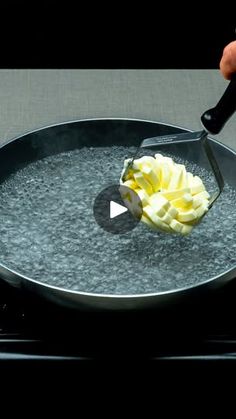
[220,40,236,80]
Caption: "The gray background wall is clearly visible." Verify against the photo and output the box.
[0,70,235,150]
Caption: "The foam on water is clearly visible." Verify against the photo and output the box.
[0,146,235,295]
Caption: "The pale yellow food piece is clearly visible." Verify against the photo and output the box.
[133,156,156,168]
[191,184,205,195]
[154,153,165,161]
[120,152,210,236]
[120,158,134,180]
[177,164,188,188]
[132,158,147,171]
[192,191,210,209]
[171,193,193,208]
[194,202,208,218]
[170,219,193,235]
[195,190,210,199]
[122,179,137,189]
[167,205,178,218]
[141,215,158,231]
[155,154,174,166]
[177,209,197,222]
[149,194,170,214]
[133,172,153,195]
[161,212,173,225]
[181,224,193,235]
[150,205,165,217]
[143,205,171,232]
[162,158,175,176]
[154,154,174,187]
[135,189,150,207]
[190,176,205,195]
[170,219,184,233]
[141,155,162,177]
[187,172,194,183]
[161,188,190,201]
[160,162,171,189]
[167,165,184,190]
[142,166,160,192]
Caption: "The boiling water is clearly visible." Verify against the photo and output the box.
[0,146,235,295]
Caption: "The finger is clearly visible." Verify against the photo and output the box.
[219,41,236,80]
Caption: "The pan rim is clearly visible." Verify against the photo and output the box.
[1,115,235,156]
[0,260,236,300]
[0,117,235,301]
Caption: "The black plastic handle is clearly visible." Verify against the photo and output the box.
[201,73,236,134]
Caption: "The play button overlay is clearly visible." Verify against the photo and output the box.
[93,184,143,234]
[110,201,128,218]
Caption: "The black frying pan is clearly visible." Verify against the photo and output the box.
[0,76,235,311]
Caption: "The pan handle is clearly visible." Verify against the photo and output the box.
[201,73,236,134]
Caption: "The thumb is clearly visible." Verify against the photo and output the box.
[220,40,236,80]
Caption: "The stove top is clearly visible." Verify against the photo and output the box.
[1,278,236,362]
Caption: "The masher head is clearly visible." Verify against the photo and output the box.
[121,130,224,210]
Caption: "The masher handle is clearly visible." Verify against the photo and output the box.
[201,73,236,135]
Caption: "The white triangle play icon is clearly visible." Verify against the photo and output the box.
[110,200,128,219]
